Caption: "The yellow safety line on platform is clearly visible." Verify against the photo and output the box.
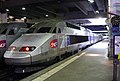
[32,52,86,81]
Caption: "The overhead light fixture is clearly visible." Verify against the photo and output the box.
[23,17,26,19]
[88,0,94,3]
[15,19,19,21]
[22,7,26,10]
[45,14,48,17]
[92,30,108,33]
[6,9,9,12]
[96,11,99,13]
[21,18,24,21]
[9,16,14,19]
[86,18,107,25]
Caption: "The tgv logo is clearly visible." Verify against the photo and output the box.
[50,39,58,48]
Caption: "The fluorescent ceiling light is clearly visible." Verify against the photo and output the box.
[83,18,107,25]
[45,14,48,17]
[23,17,26,19]
[15,19,19,21]
[9,16,14,19]
[6,9,9,12]
[88,0,94,3]
[96,11,99,13]
[92,30,108,33]
[21,18,24,21]
[22,7,26,10]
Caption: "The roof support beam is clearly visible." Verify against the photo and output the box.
[9,9,41,19]
[2,0,88,8]
[94,0,106,12]
[74,2,88,15]
[65,11,107,19]
[87,1,96,14]
[2,0,52,8]
[36,6,63,16]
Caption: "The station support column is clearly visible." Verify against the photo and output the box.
[107,0,113,58]
[118,58,120,81]
[0,13,7,23]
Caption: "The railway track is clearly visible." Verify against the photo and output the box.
[0,65,14,81]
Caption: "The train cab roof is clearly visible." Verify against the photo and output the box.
[26,20,82,34]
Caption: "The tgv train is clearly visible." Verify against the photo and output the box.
[0,22,34,58]
[4,20,102,65]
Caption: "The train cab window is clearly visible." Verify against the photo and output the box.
[52,28,61,33]
[1,29,7,34]
[8,29,15,35]
[52,27,56,33]
[26,28,35,33]
[58,28,61,33]
[37,27,51,33]
[26,23,35,28]
[17,28,28,33]
[66,22,80,30]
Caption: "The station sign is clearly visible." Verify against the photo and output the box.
[110,0,120,16]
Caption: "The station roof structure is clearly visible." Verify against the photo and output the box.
[0,0,108,31]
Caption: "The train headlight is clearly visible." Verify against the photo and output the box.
[8,46,16,51]
[19,46,36,52]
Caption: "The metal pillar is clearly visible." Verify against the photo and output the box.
[107,0,113,58]
[118,60,120,81]
[112,59,118,81]
[0,13,8,23]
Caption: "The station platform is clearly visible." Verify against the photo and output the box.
[21,39,113,81]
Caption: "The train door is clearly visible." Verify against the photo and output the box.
[57,27,67,55]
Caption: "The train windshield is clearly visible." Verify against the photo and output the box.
[0,24,6,30]
[1,28,7,34]
[26,28,35,33]
[0,23,10,34]
[37,27,51,33]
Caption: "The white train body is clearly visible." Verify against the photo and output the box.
[4,20,102,65]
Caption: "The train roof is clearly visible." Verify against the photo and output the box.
[31,20,66,28]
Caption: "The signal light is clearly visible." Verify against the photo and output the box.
[19,46,36,52]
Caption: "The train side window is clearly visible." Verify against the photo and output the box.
[8,29,15,35]
[26,28,35,33]
[52,27,56,33]
[17,28,28,33]
[69,35,88,45]
[37,27,51,33]
[58,28,61,33]
[53,28,61,33]
[66,22,80,30]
